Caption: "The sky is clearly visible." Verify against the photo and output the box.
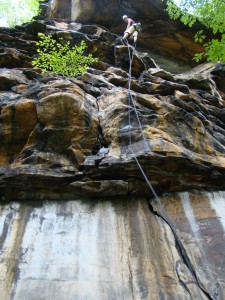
[0,18,8,27]
[0,0,37,27]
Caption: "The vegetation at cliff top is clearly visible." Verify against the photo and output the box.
[0,0,43,27]
[32,33,99,77]
[166,0,225,63]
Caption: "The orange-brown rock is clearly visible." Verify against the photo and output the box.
[43,0,205,66]
[1,63,224,199]
[0,16,225,300]
[9,79,99,180]
[0,93,37,166]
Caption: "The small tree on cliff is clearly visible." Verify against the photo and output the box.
[0,0,43,27]
[166,0,225,63]
[32,33,99,77]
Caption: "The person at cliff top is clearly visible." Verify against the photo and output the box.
[122,15,141,45]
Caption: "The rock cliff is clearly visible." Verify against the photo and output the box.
[44,0,204,67]
[1,20,225,200]
[1,192,225,299]
[0,2,225,299]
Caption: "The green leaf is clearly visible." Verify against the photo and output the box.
[32,34,99,76]
[0,0,44,27]
[165,0,225,63]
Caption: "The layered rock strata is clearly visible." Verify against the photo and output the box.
[0,20,225,201]
[0,11,225,300]
[44,0,205,66]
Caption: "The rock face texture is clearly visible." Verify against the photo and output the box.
[0,9,225,300]
[45,0,204,66]
[0,192,225,299]
[1,20,225,200]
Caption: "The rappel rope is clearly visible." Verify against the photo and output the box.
[124,41,216,299]
[125,39,161,202]
[127,43,149,151]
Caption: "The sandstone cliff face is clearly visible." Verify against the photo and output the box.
[45,0,204,67]
[0,11,225,300]
[0,192,225,299]
[1,20,225,200]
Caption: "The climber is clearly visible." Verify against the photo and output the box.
[122,15,142,46]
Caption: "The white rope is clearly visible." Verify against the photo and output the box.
[126,42,150,150]
[125,39,161,202]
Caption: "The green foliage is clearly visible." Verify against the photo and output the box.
[165,0,225,63]
[0,0,43,27]
[32,33,99,77]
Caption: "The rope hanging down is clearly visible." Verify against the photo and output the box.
[124,42,217,298]
[125,39,161,201]
[127,43,149,150]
